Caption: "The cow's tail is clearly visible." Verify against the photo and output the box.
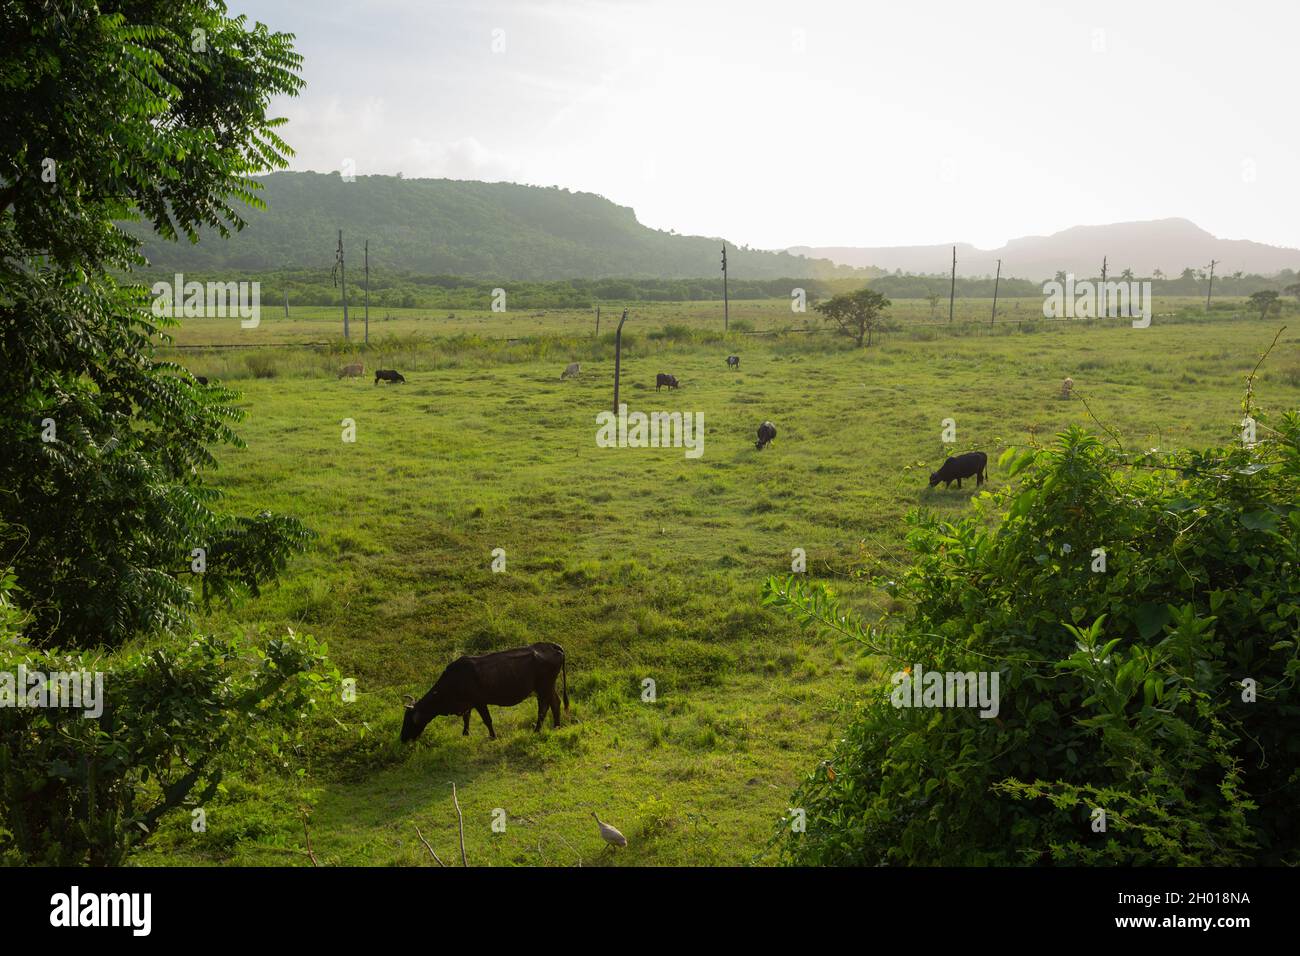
[561,653,569,711]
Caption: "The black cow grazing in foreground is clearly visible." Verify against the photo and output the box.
[929,451,987,489]
[756,421,777,450]
[656,372,680,391]
[726,355,740,369]
[400,642,569,742]
[375,369,406,385]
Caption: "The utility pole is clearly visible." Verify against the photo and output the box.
[1100,256,1107,317]
[1205,259,1217,313]
[948,245,956,323]
[991,258,1001,326]
[332,229,350,340]
[612,309,628,414]
[721,244,729,332]
[595,306,600,337]
[283,288,289,319]
[364,239,370,346]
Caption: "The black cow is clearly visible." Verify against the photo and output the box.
[756,421,777,450]
[400,642,568,742]
[656,373,680,391]
[726,355,740,369]
[375,369,406,385]
[929,451,987,489]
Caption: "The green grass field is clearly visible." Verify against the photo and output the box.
[163,294,1223,346]
[132,300,1300,866]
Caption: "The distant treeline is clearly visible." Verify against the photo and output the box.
[134,270,875,310]
[872,269,1300,299]
[133,267,1300,312]
[870,275,1041,298]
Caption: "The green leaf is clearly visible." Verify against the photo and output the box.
[1135,603,1171,640]
[1241,510,1278,532]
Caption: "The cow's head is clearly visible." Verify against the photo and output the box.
[928,470,942,487]
[400,694,432,743]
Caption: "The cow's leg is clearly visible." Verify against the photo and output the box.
[462,710,471,736]
[534,692,547,732]
[956,477,963,489]
[475,704,495,739]
[550,689,562,727]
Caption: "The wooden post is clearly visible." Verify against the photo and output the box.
[1205,259,1217,313]
[283,288,289,319]
[1099,256,1107,317]
[595,306,600,338]
[364,239,370,346]
[333,229,350,340]
[990,258,1001,326]
[721,244,729,332]
[612,309,628,415]
[948,245,956,323]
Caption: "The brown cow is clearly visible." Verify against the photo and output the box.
[338,361,364,379]
[400,642,569,741]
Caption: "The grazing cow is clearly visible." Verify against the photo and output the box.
[561,362,580,379]
[726,355,740,369]
[375,369,406,385]
[1061,376,1074,398]
[195,376,209,386]
[400,642,569,742]
[755,421,777,450]
[656,373,680,391]
[338,362,364,379]
[929,451,988,489]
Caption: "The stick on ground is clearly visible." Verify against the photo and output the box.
[414,823,446,867]
[301,809,320,867]
[451,782,468,867]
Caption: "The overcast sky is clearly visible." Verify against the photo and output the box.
[232,0,1300,252]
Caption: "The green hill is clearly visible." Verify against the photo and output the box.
[126,171,872,281]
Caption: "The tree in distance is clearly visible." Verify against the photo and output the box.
[1248,289,1280,320]
[814,287,891,347]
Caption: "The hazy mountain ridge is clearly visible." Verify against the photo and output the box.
[791,218,1300,280]
[126,172,871,281]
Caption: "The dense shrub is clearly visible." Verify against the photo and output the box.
[0,628,336,866]
[765,414,1300,865]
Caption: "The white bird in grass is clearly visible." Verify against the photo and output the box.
[593,812,627,848]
